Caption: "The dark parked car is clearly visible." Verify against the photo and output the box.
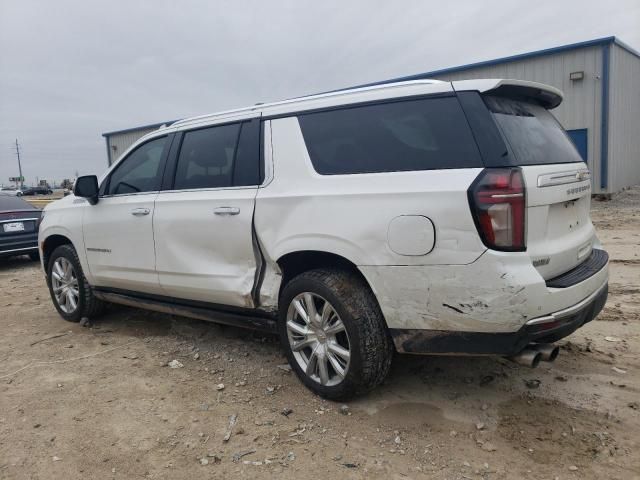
[0,194,41,260]
[21,186,53,196]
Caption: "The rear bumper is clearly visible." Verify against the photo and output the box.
[546,249,608,288]
[0,234,39,257]
[390,280,608,355]
[360,247,609,334]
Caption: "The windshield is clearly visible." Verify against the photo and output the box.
[484,95,583,166]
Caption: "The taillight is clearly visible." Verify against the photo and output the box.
[468,168,526,251]
[36,211,44,231]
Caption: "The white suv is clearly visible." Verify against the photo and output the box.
[39,79,608,399]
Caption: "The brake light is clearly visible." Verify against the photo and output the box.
[468,168,526,251]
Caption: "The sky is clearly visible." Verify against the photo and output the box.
[0,0,639,186]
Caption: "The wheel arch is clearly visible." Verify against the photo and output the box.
[274,250,386,324]
[42,234,73,270]
[277,250,360,284]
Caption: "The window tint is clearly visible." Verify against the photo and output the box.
[172,121,262,190]
[297,97,482,175]
[174,123,241,190]
[107,136,167,195]
[484,96,583,166]
[233,120,262,186]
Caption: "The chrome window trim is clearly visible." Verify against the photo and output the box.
[99,191,160,200]
[156,185,259,195]
[261,120,274,188]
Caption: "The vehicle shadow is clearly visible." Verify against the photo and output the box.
[0,254,40,272]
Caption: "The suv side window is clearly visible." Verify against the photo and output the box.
[174,123,240,190]
[233,120,262,186]
[172,120,261,190]
[297,97,483,174]
[106,136,167,195]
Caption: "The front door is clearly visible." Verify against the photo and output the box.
[153,119,262,307]
[83,135,169,293]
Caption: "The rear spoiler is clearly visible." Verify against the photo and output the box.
[452,79,563,109]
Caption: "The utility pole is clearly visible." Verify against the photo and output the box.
[14,138,24,189]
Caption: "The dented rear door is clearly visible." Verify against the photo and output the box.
[153,119,261,307]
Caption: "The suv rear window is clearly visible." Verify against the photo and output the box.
[484,96,583,166]
[298,97,482,175]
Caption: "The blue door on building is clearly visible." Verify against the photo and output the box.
[566,128,588,162]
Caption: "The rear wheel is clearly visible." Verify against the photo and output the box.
[279,268,393,400]
[46,244,105,322]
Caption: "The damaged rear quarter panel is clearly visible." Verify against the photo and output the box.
[254,116,487,280]
[359,252,547,333]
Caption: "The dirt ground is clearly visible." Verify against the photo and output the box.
[1,188,639,480]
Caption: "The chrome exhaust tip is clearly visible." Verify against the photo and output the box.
[530,343,559,362]
[508,348,542,368]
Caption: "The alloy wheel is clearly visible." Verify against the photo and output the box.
[286,292,351,386]
[51,257,79,314]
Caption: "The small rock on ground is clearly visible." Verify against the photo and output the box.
[168,360,184,369]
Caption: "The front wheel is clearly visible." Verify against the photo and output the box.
[278,268,393,400]
[46,244,105,322]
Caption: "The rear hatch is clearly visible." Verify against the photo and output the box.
[483,93,595,280]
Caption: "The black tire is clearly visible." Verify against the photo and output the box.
[46,244,105,322]
[28,251,40,261]
[278,268,393,400]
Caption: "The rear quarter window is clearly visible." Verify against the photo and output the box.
[297,97,483,175]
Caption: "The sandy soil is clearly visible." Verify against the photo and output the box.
[1,188,639,480]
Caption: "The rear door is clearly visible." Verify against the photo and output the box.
[153,118,262,307]
[482,94,595,280]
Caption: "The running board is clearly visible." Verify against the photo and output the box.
[93,290,277,333]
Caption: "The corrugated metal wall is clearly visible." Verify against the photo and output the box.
[106,127,159,165]
[608,44,640,192]
[430,47,606,192]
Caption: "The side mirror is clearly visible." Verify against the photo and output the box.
[74,175,99,205]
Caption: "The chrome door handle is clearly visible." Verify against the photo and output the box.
[131,208,150,216]
[214,207,240,216]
